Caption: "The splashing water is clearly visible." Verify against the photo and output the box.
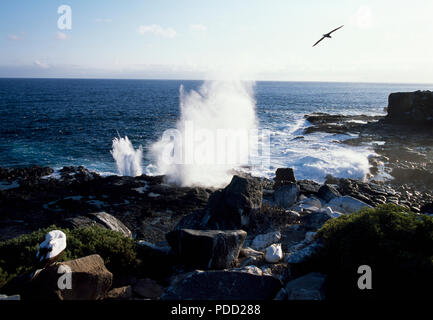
[148,80,258,188]
[111,136,143,176]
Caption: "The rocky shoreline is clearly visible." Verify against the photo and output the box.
[0,90,432,300]
[303,90,433,195]
[0,163,432,300]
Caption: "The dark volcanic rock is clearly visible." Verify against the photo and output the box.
[173,211,205,230]
[273,183,299,209]
[62,215,95,229]
[166,229,247,270]
[200,175,263,230]
[284,272,327,300]
[59,166,100,183]
[0,166,211,241]
[161,270,282,300]
[317,184,341,203]
[132,278,165,299]
[304,113,382,135]
[0,166,53,182]
[386,91,433,126]
[300,211,331,231]
[327,177,433,211]
[297,180,321,196]
[274,168,296,189]
[391,167,433,189]
[136,241,175,279]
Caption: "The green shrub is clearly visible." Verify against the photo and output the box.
[0,226,141,289]
[301,204,433,299]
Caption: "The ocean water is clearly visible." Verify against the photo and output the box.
[1,78,432,183]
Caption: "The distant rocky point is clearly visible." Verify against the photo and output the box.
[303,90,433,193]
[386,90,433,125]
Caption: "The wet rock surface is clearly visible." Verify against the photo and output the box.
[0,166,212,241]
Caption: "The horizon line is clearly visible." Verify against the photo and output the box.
[1,76,433,86]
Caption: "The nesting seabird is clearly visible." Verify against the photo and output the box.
[313,25,344,47]
[36,230,67,268]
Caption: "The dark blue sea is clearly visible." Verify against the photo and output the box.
[1,78,432,182]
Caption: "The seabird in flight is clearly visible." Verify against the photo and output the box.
[313,25,344,47]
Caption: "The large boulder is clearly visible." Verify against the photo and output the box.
[89,212,132,238]
[386,91,433,126]
[161,270,282,300]
[284,272,327,300]
[201,175,263,230]
[317,184,341,203]
[62,212,132,238]
[300,211,332,230]
[25,254,112,300]
[136,241,175,279]
[166,229,247,270]
[274,168,296,189]
[273,183,299,209]
[327,196,372,214]
[298,180,321,196]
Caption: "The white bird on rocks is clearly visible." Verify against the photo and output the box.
[36,230,67,268]
[265,243,283,263]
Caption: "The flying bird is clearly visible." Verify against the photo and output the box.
[313,25,344,47]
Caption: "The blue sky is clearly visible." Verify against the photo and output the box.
[1,0,433,82]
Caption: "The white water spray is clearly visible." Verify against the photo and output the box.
[148,80,259,188]
[111,136,143,176]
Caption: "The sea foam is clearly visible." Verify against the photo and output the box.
[111,136,143,176]
[148,80,258,188]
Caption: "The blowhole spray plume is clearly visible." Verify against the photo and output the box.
[148,80,258,188]
[111,136,143,176]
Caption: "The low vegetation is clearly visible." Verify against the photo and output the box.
[302,204,433,299]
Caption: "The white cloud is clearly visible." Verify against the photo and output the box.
[189,24,207,32]
[138,24,177,38]
[95,18,112,23]
[56,31,68,40]
[34,60,49,69]
[7,34,21,41]
[351,6,373,29]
